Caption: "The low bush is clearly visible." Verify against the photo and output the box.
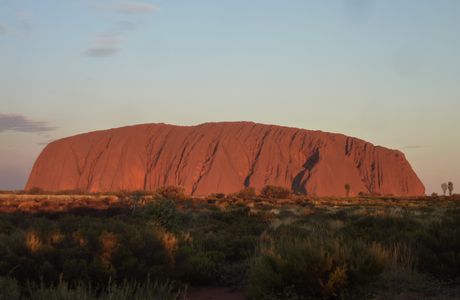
[237,187,256,199]
[176,207,269,287]
[415,209,460,279]
[0,277,20,299]
[156,186,186,200]
[209,193,226,199]
[143,199,180,231]
[0,214,173,287]
[260,185,291,199]
[247,228,388,299]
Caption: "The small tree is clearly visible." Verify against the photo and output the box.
[448,182,454,196]
[344,184,351,197]
[441,183,448,196]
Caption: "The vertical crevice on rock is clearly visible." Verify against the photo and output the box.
[191,140,220,195]
[244,128,271,187]
[291,148,320,194]
[85,135,113,191]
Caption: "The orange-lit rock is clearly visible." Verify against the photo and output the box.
[26,122,425,196]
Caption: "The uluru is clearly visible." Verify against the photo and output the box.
[26,122,425,196]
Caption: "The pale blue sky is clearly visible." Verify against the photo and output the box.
[1,0,459,194]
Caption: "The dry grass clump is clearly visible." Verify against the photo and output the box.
[99,231,119,270]
[0,277,187,300]
[25,230,43,253]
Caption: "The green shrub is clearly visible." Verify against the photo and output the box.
[340,215,420,246]
[0,277,20,300]
[416,212,460,279]
[247,229,387,299]
[2,198,460,298]
[144,199,180,231]
[177,247,224,285]
[341,212,460,280]
[0,215,174,287]
[371,267,438,298]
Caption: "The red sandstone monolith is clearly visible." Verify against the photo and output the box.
[26,122,425,196]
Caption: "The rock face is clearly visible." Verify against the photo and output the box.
[26,122,425,196]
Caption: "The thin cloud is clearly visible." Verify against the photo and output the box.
[83,20,139,57]
[83,31,123,57]
[83,2,155,57]
[0,114,55,133]
[84,46,119,57]
[115,1,157,14]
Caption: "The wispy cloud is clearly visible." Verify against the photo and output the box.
[0,114,55,133]
[115,1,157,14]
[83,1,156,57]
[83,20,140,57]
[84,38,120,57]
